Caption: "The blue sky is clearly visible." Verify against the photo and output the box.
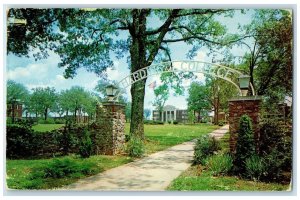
[6,9,254,111]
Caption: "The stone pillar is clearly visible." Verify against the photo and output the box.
[228,96,262,153]
[94,102,125,155]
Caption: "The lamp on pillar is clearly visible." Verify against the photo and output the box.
[238,75,251,96]
[105,84,118,102]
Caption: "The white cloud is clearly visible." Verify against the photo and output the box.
[7,63,49,80]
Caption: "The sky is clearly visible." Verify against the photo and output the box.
[6,9,254,111]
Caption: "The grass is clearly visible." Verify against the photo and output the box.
[167,165,289,191]
[32,124,64,132]
[167,130,290,191]
[125,123,219,154]
[6,155,133,189]
[7,123,219,189]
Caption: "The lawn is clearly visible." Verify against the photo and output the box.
[32,124,64,132]
[167,131,290,191]
[6,155,133,189]
[167,165,289,191]
[7,123,219,189]
[125,123,219,154]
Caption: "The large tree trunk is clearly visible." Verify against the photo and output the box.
[129,10,148,139]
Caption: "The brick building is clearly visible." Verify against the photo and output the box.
[7,103,23,119]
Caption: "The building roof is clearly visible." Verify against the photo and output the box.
[163,105,177,111]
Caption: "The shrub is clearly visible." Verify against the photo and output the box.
[38,118,55,124]
[173,121,178,125]
[126,136,145,157]
[32,158,97,179]
[205,154,233,176]
[6,125,34,158]
[168,120,172,124]
[144,120,164,125]
[234,115,256,174]
[194,135,221,165]
[245,155,267,181]
[218,120,225,126]
[55,119,65,124]
[259,118,292,171]
[78,129,93,158]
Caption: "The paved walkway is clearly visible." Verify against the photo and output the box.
[61,125,229,191]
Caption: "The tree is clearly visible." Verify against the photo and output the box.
[232,10,292,99]
[8,8,235,138]
[143,108,151,120]
[30,87,57,120]
[187,82,211,123]
[152,84,169,117]
[6,80,29,123]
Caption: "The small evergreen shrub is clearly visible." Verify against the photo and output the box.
[234,115,256,174]
[78,129,93,158]
[205,154,233,176]
[126,136,145,157]
[32,158,97,179]
[245,155,267,181]
[173,121,178,125]
[194,135,221,165]
[168,120,172,124]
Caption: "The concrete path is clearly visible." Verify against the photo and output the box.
[209,124,229,139]
[61,125,229,191]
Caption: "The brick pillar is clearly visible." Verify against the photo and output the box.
[229,96,262,153]
[94,102,125,155]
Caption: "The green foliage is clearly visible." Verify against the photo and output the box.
[168,120,171,124]
[38,118,55,124]
[144,120,164,125]
[187,82,211,121]
[259,118,292,170]
[194,135,221,165]
[6,125,35,158]
[234,115,255,174]
[78,129,93,158]
[245,155,266,181]
[153,84,169,113]
[218,120,225,126]
[126,136,145,158]
[31,158,97,179]
[205,154,233,176]
[173,121,178,125]
[30,87,57,120]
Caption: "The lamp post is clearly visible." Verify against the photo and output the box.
[105,84,119,102]
[238,75,251,96]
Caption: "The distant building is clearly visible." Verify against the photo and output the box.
[152,105,188,123]
[7,103,23,119]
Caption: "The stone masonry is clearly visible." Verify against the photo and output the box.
[228,96,262,153]
[93,103,126,155]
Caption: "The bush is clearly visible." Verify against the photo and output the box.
[55,119,65,124]
[78,129,93,158]
[38,118,55,124]
[126,136,145,157]
[173,121,178,125]
[168,120,171,124]
[194,135,221,165]
[205,154,233,176]
[6,125,35,158]
[32,158,97,179]
[234,115,256,174]
[218,120,225,126]
[245,155,267,181]
[144,120,164,125]
[259,118,292,171]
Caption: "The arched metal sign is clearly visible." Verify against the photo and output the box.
[115,60,255,100]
